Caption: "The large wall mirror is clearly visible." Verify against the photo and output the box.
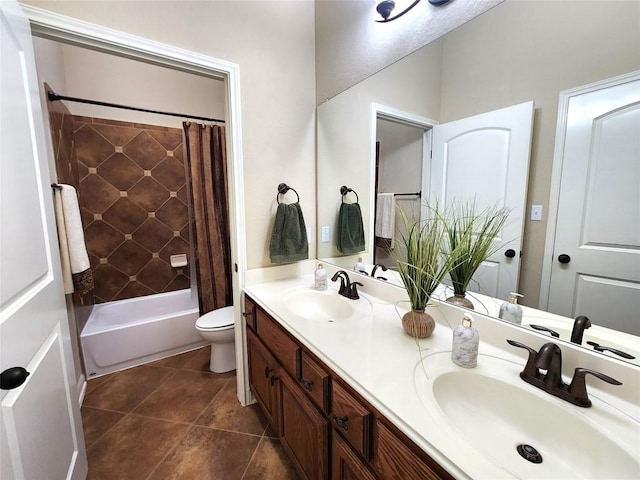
[317,1,639,363]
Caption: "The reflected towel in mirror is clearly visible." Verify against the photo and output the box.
[375,193,395,248]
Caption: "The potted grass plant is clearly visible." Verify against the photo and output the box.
[442,200,510,310]
[395,204,456,338]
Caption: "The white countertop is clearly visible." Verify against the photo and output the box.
[243,269,640,480]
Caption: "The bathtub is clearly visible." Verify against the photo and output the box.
[81,289,207,378]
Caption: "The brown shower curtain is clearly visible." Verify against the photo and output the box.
[183,122,232,314]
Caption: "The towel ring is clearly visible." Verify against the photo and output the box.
[277,183,300,204]
[340,185,359,203]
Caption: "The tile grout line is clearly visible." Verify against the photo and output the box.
[143,421,192,480]
[239,436,265,480]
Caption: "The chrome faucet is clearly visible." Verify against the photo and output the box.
[507,340,622,408]
[331,270,363,300]
[570,315,591,344]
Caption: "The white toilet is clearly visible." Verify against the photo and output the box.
[195,306,236,373]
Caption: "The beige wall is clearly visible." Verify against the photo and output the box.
[439,0,640,307]
[24,0,317,271]
[314,0,501,104]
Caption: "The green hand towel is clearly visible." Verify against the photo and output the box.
[337,202,365,254]
[270,202,309,263]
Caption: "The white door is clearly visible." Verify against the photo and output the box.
[429,101,534,300]
[543,73,640,336]
[0,2,87,479]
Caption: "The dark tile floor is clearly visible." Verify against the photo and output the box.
[82,347,299,480]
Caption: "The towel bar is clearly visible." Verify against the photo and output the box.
[277,183,300,204]
[340,185,359,203]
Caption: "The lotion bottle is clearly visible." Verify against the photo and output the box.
[354,257,365,274]
[315,263,327,291]
[451,313,479,368]
[498,293,524,325]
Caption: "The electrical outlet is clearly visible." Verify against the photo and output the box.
[321,226,330,243]
[306,227,311,244]
[531,205,543,221]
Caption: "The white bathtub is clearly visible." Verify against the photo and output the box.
[81,289,207,377]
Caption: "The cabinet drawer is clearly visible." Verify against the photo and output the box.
[243,295,257,331]
[300,352,330,413]
[256,308,300,379]
[331,381,373,459]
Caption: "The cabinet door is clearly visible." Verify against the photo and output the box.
[332,431,377,480]
[247,329,281,434]
[280,373,329,480]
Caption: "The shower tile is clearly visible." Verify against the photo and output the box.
[153,156,186,192]
[132,218,174,252]
[91,264,129,302]
[97,153,144,190]
[156,197,188,232]
[109,241,152,276]
[243,437,300,480]
[80,207,94,229]
[80,174,120,214]
[81,406,125,448]
[102,198,148,234]
[132,370,228,423]
[84,221,125,258]
[149,426,260,480]
[158,236,189,265]
[195,378,268,436]
[83,365,175,413]
[77,161,89,182]
[176,184,188,203]
[74,125,115,167]
[86,415,187,480]
[91,123,141,147]
[147,129,183,150]
[128,176,170,211]
[173,145,184,164]
[113,281,154,301]
[123,131,167,170]
[137,258,175,292]
[164,274,190,292]
[94,118,135,128]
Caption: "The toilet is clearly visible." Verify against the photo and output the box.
[195,306,236,373]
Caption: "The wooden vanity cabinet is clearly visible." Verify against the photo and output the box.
[244,294,453,480]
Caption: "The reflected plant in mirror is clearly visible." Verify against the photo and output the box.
[442,200,510,310]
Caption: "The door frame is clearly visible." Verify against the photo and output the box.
[21,5,250,404]
[539,70,640,311]
[370,103,437,258]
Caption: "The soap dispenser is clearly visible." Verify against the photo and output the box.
[498,293,524,325]
[315,263,327,291]
[452,313,479,368]
[354,257,365,274]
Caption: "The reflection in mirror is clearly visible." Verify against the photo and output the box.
[316,0,640,364]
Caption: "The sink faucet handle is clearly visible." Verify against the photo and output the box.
[331,271,350,295]
[349,281,363,300]
[568,368,623,408]
[506,340,539,378]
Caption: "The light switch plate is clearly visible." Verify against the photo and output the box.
[531,205,543,221]
[321,226,330,243]
[306,227,311,244]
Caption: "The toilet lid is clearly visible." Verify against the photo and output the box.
[196,306,234,330]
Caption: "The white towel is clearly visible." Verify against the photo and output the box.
[53,185,93,294]
[375,193,396,248]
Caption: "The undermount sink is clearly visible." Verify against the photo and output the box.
[282,286,373,322]
[414,352,640,479]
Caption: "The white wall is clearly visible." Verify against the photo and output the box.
[24,0,317,271]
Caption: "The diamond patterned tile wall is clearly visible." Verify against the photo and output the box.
[73,116,191,303]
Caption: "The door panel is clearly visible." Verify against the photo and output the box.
[546,74,640,334]
[0,1,87,478]
[430,101,534,300]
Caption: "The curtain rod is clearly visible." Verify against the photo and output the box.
[394,191,421,197]
[47,91,225,124]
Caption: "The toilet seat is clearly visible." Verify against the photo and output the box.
[196,306,234,331]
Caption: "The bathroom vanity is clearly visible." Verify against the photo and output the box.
[243,265,640,480]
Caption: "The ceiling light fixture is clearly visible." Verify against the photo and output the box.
[375,0,452,23]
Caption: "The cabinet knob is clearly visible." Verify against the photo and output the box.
[264,366,273,378]
[332,414,349,430]
[1,366,30,390]
[300,378,314,391]
[270,375,280,386]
